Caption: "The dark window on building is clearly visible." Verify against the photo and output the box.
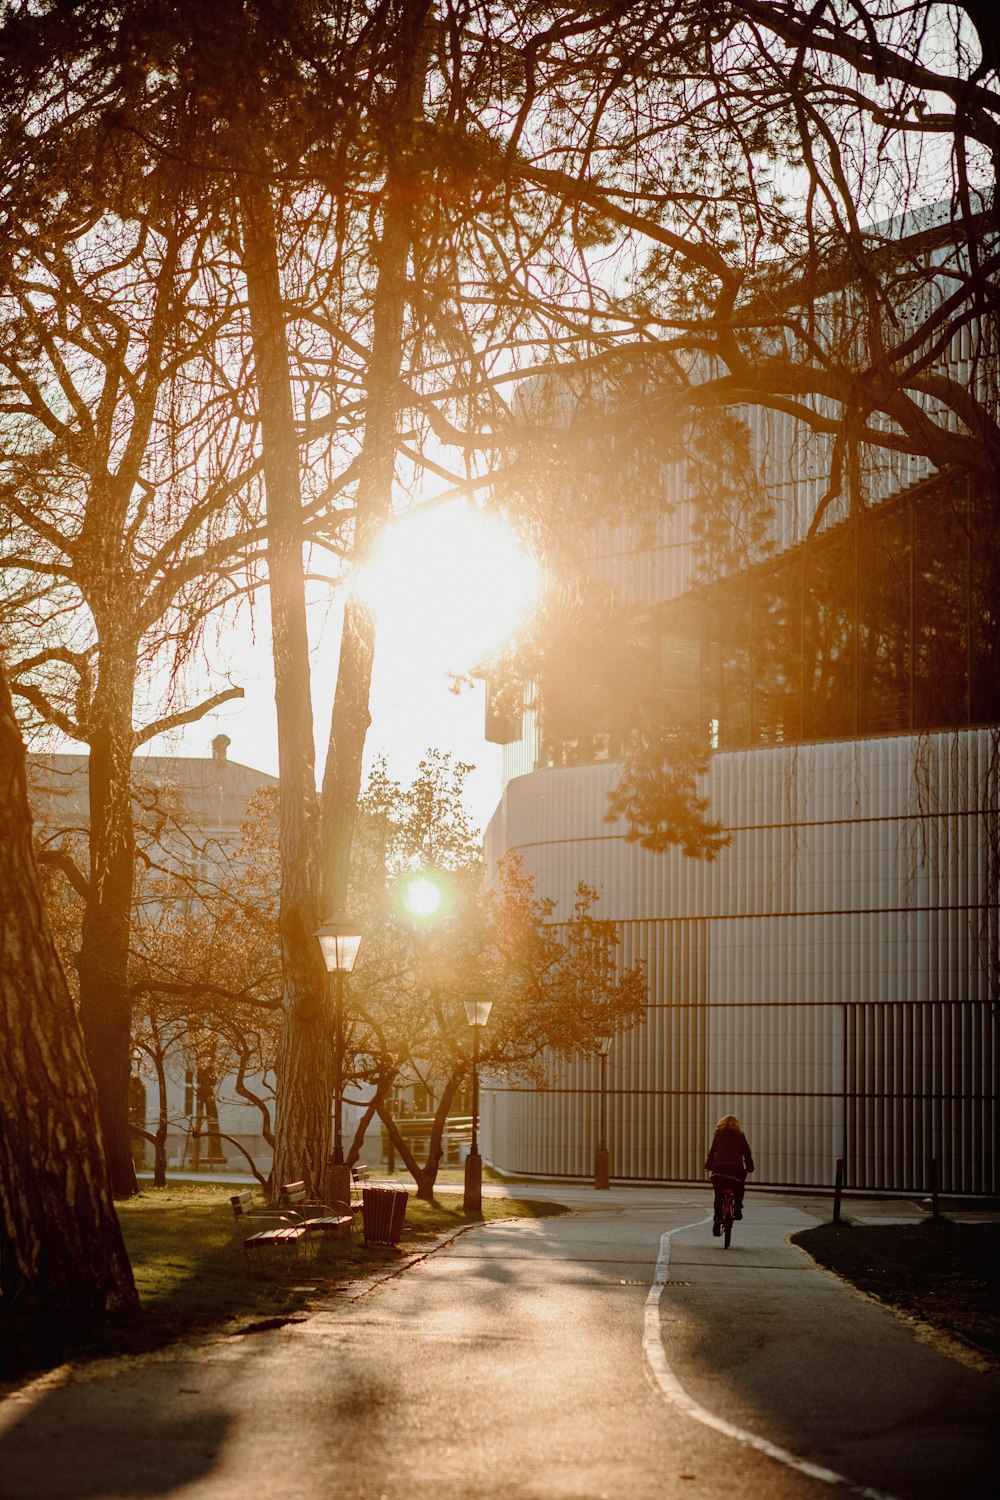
[913,487,969,730]
[858,502,911,735]
[541,614,652,766]
[970,488,1000,726]
[485,680,522,745]
[753,558,803,744]
[706,580,751,749]
[803,523,855,740]
[656,597,704,735]
[539,476,993,763]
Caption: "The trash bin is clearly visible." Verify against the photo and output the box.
[362,1184,408,1246]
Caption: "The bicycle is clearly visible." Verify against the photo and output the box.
[711,1173,741,1248]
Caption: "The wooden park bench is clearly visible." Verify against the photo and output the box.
[230,1189,307,1273]
[350,1163,371,1211]
[281,1182,355,1254]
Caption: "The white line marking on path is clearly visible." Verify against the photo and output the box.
[643,1217,900,1500]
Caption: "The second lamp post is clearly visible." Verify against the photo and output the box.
[594,1033,613,1190]
[315,913,363,1205]
[463,992,493,1213]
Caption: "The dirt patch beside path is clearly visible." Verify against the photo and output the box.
[792,1218,1000,1367]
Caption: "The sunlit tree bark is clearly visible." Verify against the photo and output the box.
[239,178,331,1192]
[237,0,434,1191]
[319,0,433,909]
[0,660,137,1316]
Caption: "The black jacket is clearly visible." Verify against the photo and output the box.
[705,1128,755,1180]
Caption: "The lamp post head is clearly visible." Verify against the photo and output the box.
[314,913,363,974]
[596,1032,614,1057]
[463,992,493,1028]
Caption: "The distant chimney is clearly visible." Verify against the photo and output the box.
[211,734,231,763]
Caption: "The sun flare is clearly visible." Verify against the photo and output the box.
[401,875,443,919]
[354,501,542,675]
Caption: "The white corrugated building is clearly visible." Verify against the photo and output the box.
[480,354,998,1195]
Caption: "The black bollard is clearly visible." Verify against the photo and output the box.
[833,1157,844,1224]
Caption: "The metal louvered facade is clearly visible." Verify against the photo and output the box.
[482,729,998,1194]
[480,266,998,1194]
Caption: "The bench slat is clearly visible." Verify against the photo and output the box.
[246,1225,306,1247]
[304,1216,353,1234]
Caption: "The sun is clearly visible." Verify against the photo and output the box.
[401,875,443,920]
[354,500,542,675]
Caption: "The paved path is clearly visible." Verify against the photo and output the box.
[0,1189,995,1499]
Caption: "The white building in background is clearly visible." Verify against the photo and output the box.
[30,736,280,1174]
[481,444,999,1192]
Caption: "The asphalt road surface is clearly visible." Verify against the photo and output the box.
[0,1189,995,1500]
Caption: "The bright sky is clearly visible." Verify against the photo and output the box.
[161,500,541,835]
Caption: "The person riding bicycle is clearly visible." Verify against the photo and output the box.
[705,1114,755,1236]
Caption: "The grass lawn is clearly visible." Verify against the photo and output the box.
[0,1181,568,1387]
[791,1217,1000,1366]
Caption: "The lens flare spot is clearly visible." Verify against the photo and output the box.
[402,876,444,919]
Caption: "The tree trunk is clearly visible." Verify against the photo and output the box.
[233,1049,275,1152]
[319,0,432,909]
[76,673,140,1198]
[239,177,330,1197]
[377,1070,460,1202]
[0,663,137,1316]
[152,1047,169,1188]
[346,1075,391,1165]
[378,1109,434,1200]
[420,1073,461,1200]
[239,1,431,1195]
[196,1066,226,1166]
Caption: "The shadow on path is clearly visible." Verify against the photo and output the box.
[0,1387,230,1500]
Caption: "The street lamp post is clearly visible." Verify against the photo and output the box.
[594,1033,613,1190]
[315,913,363,1204]
[463,992,493,1213]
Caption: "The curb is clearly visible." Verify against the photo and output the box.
[316,1219,485,1309]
